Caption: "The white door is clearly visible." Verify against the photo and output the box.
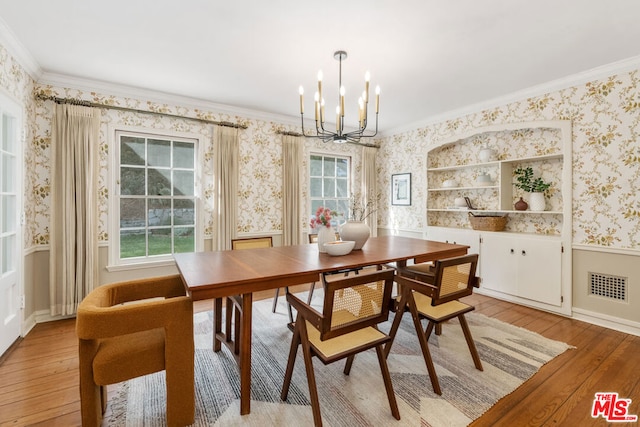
[479,232,518,295]
[0,94,22,357]
[517,237,562,306]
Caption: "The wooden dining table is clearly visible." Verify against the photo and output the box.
[173,235,469,415]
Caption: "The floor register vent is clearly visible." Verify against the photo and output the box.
[589,272,627,301]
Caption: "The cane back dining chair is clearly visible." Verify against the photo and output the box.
[281,267,400,427]
[306,231,342,303]
[213,236,294,360]
[76,275,195,426]
[386,254,482,395]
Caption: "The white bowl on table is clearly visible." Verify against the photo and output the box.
[323,240,355,256]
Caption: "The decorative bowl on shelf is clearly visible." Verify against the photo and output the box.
[475,173,493,186]
[442,179,458,188]
[323,240,355,256]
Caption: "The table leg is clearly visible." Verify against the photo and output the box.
[240,293,253,415]
[213,298,222,352]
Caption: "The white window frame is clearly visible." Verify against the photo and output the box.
[309,152,351,230]
[107,126,203,271]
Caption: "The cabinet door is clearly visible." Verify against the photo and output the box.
[427,227,480,254]
[481,233,562,306]
[479,233,518,295]
[517,238,562,306]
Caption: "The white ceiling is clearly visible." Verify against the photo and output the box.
[1,0,640,133]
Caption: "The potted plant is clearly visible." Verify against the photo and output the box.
[513,167,552,211]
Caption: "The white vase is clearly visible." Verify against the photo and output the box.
[317,226,335,253]
[479,147,496,163]
[528,192,546,211]
[340,221,370,250]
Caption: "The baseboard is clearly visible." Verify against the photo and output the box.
[572,307,640,337]
[34,309,75,324]
[21,311,37,337]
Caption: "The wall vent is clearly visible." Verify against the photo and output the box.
[589,272,627,301]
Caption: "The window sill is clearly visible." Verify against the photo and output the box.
[106,258,177,272]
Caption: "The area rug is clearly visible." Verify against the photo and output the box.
[104,293,573,426]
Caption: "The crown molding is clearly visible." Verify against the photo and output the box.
[37,71,302,128]
[0,16,41,79]
[384,54,640,137]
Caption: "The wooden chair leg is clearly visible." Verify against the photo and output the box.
[459,314,483,371]
[307,282,316,304]
[285,287,294,323]
[408,296,441,395]
[376,345,401,420]
[343,354,355,375]
[299,322,323,427]
[435,323,443,336]
[281,316,302,401]
[383,293,408,358]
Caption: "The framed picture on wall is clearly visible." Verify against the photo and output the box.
[391,173,411,206]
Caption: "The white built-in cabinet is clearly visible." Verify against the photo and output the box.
[425,121,572,315]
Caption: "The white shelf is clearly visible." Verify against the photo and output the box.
[427,208,562,214]
[428,185,499,191]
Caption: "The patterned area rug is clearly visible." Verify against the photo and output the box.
[104,293,573,426]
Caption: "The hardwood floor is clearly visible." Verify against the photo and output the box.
[1,288,638,426]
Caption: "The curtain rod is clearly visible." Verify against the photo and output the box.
[34,93,248,130]
[276,130,379,148]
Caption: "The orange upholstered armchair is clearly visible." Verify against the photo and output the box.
[76,274,195,426]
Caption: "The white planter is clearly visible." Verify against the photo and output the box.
[340,221,370,250]
[528,192,546,211]
[316,226,335,253]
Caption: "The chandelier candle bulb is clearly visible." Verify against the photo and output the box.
[340,86,345,117]
[365,71,370,100]
[317,70,323,102]
[336,106,340,132]
[375,86,380,113]
[299,86,304,114]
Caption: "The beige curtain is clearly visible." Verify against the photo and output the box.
[213,125,239,250]
[282,135,303,245]
[49,104,101,316]
[362,146,378,237]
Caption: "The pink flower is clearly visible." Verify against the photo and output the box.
[310,206,340,229]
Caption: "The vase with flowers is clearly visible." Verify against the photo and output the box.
[340,193,377,250]
[310,206,339,252]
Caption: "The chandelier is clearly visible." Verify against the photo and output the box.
[298,50,380,144]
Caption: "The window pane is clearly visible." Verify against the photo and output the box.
[120,198,145,228]
[2,154,14,192]
[174,199,195,225]
[148,168,171,196]
[148,228,171,256]
[120,229,146,258]
[121,167,146,195]
[323,157,336,177]
[3,114,15,152]
[173,170,194,196]
[310,177,322,197]
[2,235,15,273]
[337,199,349,218]
[173,227,194,253]
[120,136,145,166]
[323,178,335,197]
[336,178,348,197]
[147,139,171,167]
[2,195,15,233]
[336,158,348,177]
[148,198,172,226]
[310,155,322,176]
[173,141,194,168]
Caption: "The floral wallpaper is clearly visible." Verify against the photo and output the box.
[377,70,640,249]
[24,83,364,249]
[1,40,639,252]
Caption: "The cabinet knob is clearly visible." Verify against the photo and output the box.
[510,249,514,254]
[522,250,526,256]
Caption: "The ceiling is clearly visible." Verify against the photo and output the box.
[1,0,640,133]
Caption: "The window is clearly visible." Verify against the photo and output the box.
[112,130,199,266]
[309,154,350,228]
